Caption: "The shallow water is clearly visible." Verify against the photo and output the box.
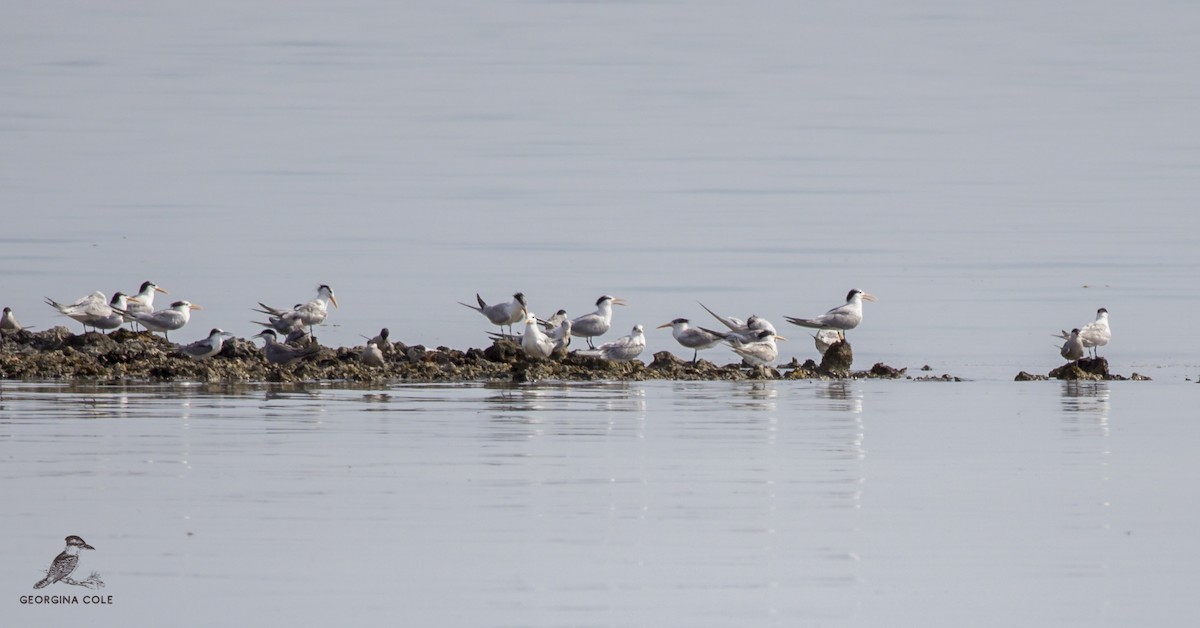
[2,379,1197,626]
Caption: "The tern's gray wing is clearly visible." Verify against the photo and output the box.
[570,313,609,337]
[676,327,724,350]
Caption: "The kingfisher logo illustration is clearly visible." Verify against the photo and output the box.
[32,535,105,590]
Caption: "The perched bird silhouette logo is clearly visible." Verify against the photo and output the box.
[33,535,105,590]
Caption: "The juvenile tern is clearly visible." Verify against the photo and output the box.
[180,328,234,360]
[361,341,386,367]
[2,306,25,333]
[547,319,572,353]
[571,295,626,348]
[254,285,339,336]
[124,281,168,330]
[703,328,786,367]
[253,329,322,366]
[811,329,843,356]
[1060,328,1085,362]
[784,289,876,340]
[1056,308,1110,358]
[577,324,645,362]
[458,292,527,335]
[521,313,557,360]
[113,300,201,340]
[657,318,724,364]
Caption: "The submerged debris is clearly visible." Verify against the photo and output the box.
[0,327,935,383]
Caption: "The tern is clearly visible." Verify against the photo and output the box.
[657,318,724,364]
[123,281,168,330]
[2,306,25,333]
[180,328,234,360]
[577,324,645,362]
[704,328,786,367]
[360,328,391,353]
[459,292,527,335]
[811,329,843,356]
[253,329,322,366]
[784,289,877,340]
[698,302,778,342]
[361,341,386,367]
[254,285,339,336]
[113,300,200,341]
[1056,308,1110,358]
[1060,328,1085,362]
[45,291,128,332]
[521,313,557,360]
[539,309,569,332]
[547,319,572,353]
[571,295,626,348]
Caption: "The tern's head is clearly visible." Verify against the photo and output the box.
[2,307,10,314]
[317,284,339,308]
[1070,328,1082,335]
[512,292,527,305]
[209,328,232,337]
[596,295,627,307]
[632,324,644,334]
[847,289,877,303]
[171,300,202,310]
[254,329,277,342]
[109,292,128,304]
[1097,308,1108,316]
[554,309,567,316]
[64,536,94,551]
[657,318,689,330]
[140,281,168,295]
[379,328,390,341]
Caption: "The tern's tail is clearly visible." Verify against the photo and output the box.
[698,302,737,331]
[784,316,821,329]
[457,301,482,313]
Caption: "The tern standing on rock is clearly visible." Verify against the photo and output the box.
[2,306,25,333]
[657,318,724,364]
[180,328,234,360]
[459,292,527,335]
[114,300,201,341]
[253,329,321,366]
[1060,328,1085,362]
[361,341,385,367]
[1057,308,1110,358]
[571,295,626,349]
[521,313,557,360]
[123,281,167,330]
[254,284,339,337]
[784,289,876,341]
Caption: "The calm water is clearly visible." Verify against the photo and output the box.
[4,1,1200,625]
[2,379,1197,626]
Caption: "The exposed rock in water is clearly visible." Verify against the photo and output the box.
[1,326,928,383]
[818,340,853,377]
[1014,357,1150,381]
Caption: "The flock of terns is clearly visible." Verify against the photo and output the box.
[1,283,1111,369]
